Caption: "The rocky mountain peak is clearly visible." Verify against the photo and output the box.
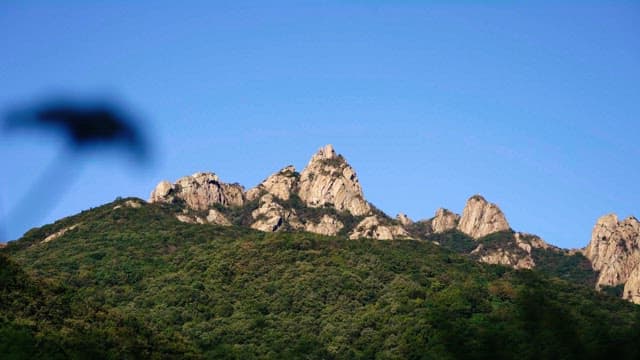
[297,144,371,216]
[595,213,619,229]
[431,208,460,233]
[246,165,299,202]
[457,195,510,239]
[584,213,640,300]
[316,144,337,160]
[396,213,413,226]
[149,172,245,211]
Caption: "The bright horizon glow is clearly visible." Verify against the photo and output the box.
[1,1,639,248]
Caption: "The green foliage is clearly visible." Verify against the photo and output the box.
[531,248,598,288]
[318,155,346,169]
[213,196,263,227]
[475,231,522,252]
[2,198,640,358]
[279,194,364,235]
[425,230,477,253]
[601,284,626,298]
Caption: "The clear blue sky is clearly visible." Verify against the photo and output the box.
[1,1,638,248]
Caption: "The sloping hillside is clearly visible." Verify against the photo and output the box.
[2,198,640,358]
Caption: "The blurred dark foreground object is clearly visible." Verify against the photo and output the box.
[4,99,149,161]
[2,98,151,241]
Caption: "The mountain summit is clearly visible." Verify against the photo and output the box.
[149,145,408,239]
[148,145,543,244]
[297,144,371,216]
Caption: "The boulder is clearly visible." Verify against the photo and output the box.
[349,215,409,240]
[396,213,413,226]
[304,214,344,236]
[206,209,232,226]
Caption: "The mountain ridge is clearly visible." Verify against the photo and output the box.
[3,196,640,358]
[146,144,640,304]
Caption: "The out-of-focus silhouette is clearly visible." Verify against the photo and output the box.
[2,98,151,241]
[4,99,149,160]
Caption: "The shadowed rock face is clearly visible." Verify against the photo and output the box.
[150,172,245,211]
[584,214,640,302]
[457,195,510,239]
[297,144,371,216]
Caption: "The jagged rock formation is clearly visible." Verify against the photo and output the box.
[246,166,298,202]
[396,213,413,226]
[472,244,534,270]
[515,232,551,253]
[297,145,371,216]
[458,195,510,239]
[431,208,460,233]
[206,209,232,226]
[147,145,409,237]
[150,172,245,211]
[304,215,344,236]
[250,194,302,232]
[624,267,640,303]
[471,232,551,270]
[584,214,640,302]
[147,148,540,247]
[349,215,410,240]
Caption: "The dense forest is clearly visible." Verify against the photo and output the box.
[2,198,640,359]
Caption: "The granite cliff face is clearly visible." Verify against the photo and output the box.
[396,213,413,227]
[246,166,298,202]
[470,232,551,270]
[297,144,371,216]
[305,215,344,236]
[584,214,640,303]
[431,208,460,234]
[457,195,510,239]
[250,194,302,232]
[148,161,537,252]
[624,266,640,304]
[149,145,410,240]
[349,215,410,240]
[150,172,245,211]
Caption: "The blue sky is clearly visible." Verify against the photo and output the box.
[1,1,638,248]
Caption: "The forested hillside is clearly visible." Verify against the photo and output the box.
[2,198,640,359]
